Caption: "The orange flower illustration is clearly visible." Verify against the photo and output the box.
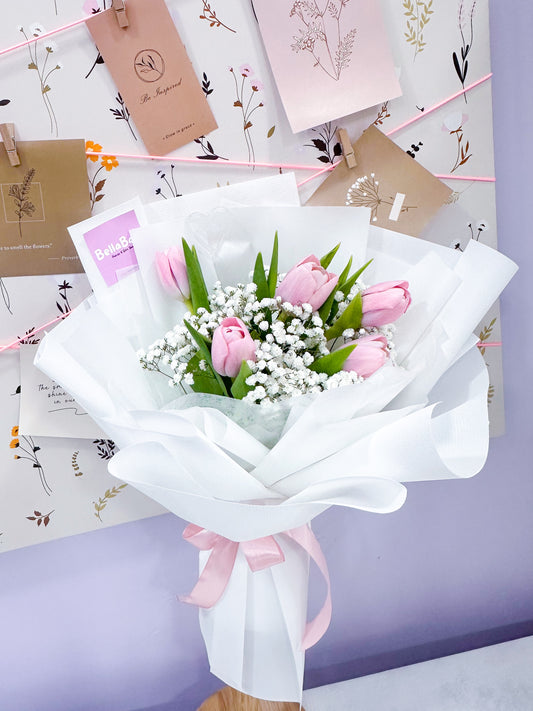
[10,438,19,448]
[86,140,103,162]
[11,426,19,437]
[101,155,119,171]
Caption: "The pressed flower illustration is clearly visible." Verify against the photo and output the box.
[8,169,36,238]
[346,173,417,222]
[374,102,391,126]
[19,25,62,136]
[109,93,137,140]
[93,484,127,522]
[453,0,477,102]
[403,0,434,61]
[305,122,342,164]
[86,141,119,210]
[289,0,357,81]
[0,99,11,107]
[155,165,182,199]
[478,316,496,357]
[199,0,236,33]
[442,112,472,172]
[230,65,265,167]
[10,426,52,496]
[72,450,83,476]
[27,509,54,527]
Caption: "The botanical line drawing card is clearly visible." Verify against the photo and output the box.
[253,0,402,133]
[307,126,452,237]
[86,0,217,155]
[0,139,91,277]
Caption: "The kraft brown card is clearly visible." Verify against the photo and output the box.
[86,0,217,155]
[307,126,452,237]
[0,139,90,277]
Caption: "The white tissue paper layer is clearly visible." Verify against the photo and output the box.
[35,177,517,702]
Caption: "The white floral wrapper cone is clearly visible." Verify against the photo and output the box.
[34,204,517,702]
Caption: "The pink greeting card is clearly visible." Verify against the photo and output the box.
[253,0,402,133]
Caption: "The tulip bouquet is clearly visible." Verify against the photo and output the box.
[140,236,411,406]
[35,196,516,703]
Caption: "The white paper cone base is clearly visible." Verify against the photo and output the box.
[199,534,309,703]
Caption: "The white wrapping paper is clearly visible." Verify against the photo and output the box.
[35,201,517,701]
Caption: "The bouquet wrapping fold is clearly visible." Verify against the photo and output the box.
[35,195,516,702]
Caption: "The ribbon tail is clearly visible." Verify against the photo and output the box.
[285,525,332,650]
[180,537,239,609]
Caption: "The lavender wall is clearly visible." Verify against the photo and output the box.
[1,2,532,709]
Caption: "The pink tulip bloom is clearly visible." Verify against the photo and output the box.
[155,246,190,301]
[212,317,257,378]
[276,255,338,311]
[361,281,411,327]
[341,334,389,378]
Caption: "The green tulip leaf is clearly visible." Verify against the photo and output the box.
[183,320,228,396]
[253,251,269,301]
[182,238,210,314]
[320,243,340,269]
[341,259,373,297]
[309,344,356,376]
[325,292,363,340]
[230,360,254,400]
[187,352,225,396]
[267,231,279,298]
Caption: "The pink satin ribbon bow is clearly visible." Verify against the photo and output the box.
[180,523,332,650]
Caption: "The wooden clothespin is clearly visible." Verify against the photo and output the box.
[0,123,20,167]
[112,0,129,28]
[337,128,357,169]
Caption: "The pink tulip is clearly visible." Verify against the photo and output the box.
[276,255,338,311]
[361,281,411,327]
[155,246,190,301]
[211,317,257,378]
[341,334,389,378]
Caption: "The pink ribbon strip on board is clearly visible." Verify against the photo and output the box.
[180,523,332,651]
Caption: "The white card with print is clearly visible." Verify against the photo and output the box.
[19,344,106,439]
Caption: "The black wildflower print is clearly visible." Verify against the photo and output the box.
[305,122,342,165]
[56,280,72,316]
[155,165,182,199]
[194,136,228,161]
[202,72,213,96]
[11,426,51,496]
[93,439,116,460]
[109,93,137,140]
[453,0,477,102]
